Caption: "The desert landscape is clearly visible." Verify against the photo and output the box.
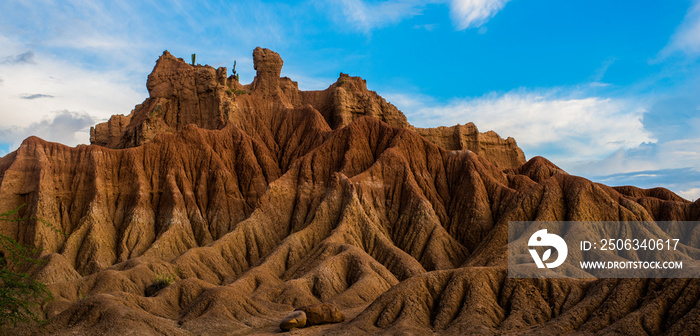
[0,46,698,335]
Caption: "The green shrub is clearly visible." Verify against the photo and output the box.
[0,206,54,328]
[150,105,163,116]
[226,88,249,97]
[144,272,176,297]
[154,273,175,286]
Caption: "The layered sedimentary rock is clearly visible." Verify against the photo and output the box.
[0,48,698,336]
[414,123,526,169]
[89,114,131,148]
[89,48,524,169]
[90,50,232,149]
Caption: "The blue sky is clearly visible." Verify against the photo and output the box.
[1,0,699,200]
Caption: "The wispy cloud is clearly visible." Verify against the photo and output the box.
[321,0,428,32]
[658,1,700,58]
[414,24,438,31]
[556,134,700,201]
[387,89,653,164]
[20,93,55,100]
[449,0,510,30]
[572,138,700,176]
[0,1,303,80]
[320,0,509,32]
[588,167,700,201]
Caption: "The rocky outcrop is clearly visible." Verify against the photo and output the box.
[324,73,410,130]
[279,303,344,331]
[91,51,231,148]
[296,303,345,327]
[89,48,524,169]
[1,48,698,335]
[414,123,526,168]
[250,47,283,96]
[280,310,306,330]
[89,114,130,149]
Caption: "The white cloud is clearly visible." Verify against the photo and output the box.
[386,89,700,200]
[322,0,428,32]
[585,167,700,201]
[0,110,97,150]
[659,1,700,58]
[556,134,700,201]
[0,34,145,149]
[572,147,655,177]
[321,0,509,32]
[387,90,653,164]
[571,137,700,176]
[679,187,700,201]
[449,0,510,30]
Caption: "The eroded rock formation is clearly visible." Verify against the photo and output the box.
[296,303,345,327]
[280,310,306,331]
[414,123,526,169]
[1,48,699,335]
[89,48,524,169]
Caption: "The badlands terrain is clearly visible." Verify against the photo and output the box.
[0,47,699,335]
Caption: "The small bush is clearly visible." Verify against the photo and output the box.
[154,273,175,285]
[144,272,175,297]
[0,206,54,328]
[150,105,163,116]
